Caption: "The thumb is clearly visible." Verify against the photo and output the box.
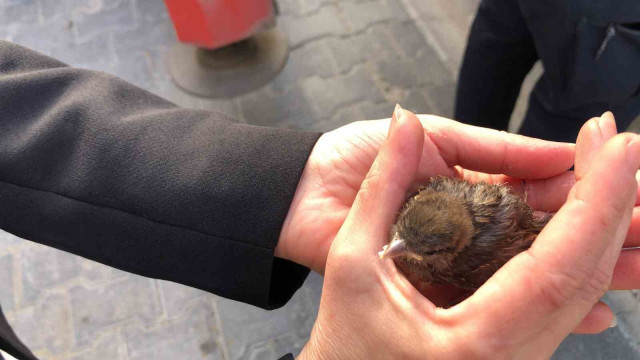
[575,111,617,181]
[342,104,424,254]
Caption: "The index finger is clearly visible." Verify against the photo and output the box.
[417,115,575,179]
[453,133,640,351]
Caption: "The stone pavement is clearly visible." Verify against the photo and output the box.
[0,0,638,359]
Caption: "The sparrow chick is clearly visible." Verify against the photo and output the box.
[379,176,550,289]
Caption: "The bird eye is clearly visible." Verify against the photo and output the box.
[424,248,449,256]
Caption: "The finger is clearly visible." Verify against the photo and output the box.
[455,168,575,212]
[417,115,575,179]
[459,133,640,344]
[530,133,639,269]
[623,207,640,248]
[572,301,615,334]
[575,112,617,181]
[610,248,640,289]
[637,171,640,206]
[399,265,470,307]
[344,104,424,253]
[456,169,640,212]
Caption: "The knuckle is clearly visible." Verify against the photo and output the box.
[531,256,609,310]
[359,170,383,198]
[596,211,618,232]
[581,266,611,301]
[327,243,360,271]
[325,242,371,287]
[448,334,512,360]
[539,269,587,310]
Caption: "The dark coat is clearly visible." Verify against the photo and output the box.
[0,41,320,360]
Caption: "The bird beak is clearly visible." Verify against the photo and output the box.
[379,237,418,260]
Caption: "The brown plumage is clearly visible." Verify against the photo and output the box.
[379,176,550,289]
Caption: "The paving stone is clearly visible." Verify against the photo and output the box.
[301,65,384,118]
[325,26,390,73]
[0,0,38,26]
[407,0,481,21]
[398,89,434,115]
[158,280,209,319]
[339,0,409,32]
[123,299,226,360]
[104,50,156,91]
[607,291,640,315]
[277,0,334,16]
[313,102,369,132]
[383,20,431,58]
[0,229,23,248]
[0,254,14,312]
[110,8,175,63]
[70,275,161,346]
[20,246,106,305]
[0,0,39,41]
[553,328,640,360]
[239,84,315,128]
[275,0,298,15]
[298,272,323,311]
[240,332,307,360]
[271,40,337,92]
[375,49,451,89]
[201,99,244,122]
[38,0,100,22]
[359,101,399,120]
[279,5,347,48]
[67,333,124,360]
[73,0,139,43]
[217,275,320,360]
[10,19,115,70]
[607,291,640,346]
[134,0,172,25]
[423,82,456,118]
[8,293,72,356]
[409,16,468,75]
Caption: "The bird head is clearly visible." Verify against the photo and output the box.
[378,190,474,270]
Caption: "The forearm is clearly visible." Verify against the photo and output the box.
[0,41,321,309]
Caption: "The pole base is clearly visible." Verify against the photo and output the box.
[168,28,289,98]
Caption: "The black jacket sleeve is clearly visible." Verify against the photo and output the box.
[0,40,321,310]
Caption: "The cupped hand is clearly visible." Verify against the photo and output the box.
[298,107,640,360]
[277,110,575,274]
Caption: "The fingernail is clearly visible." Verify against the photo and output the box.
[598,111,617,140]
[390,103,405,137]
[628,135,640,168]
[609,314,618,328]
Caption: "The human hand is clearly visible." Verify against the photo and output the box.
[298,107,640,359]
[276,111,575,274]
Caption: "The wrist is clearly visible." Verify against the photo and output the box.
[298,333,332,360]
[276,134,326,268]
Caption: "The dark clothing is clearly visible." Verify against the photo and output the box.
[0,304,37,360]
[456,0,640,143]
[0,41,320,360]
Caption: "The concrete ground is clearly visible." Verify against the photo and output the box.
[0,0,639,359]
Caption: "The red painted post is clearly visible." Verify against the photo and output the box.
[163,0,275,49]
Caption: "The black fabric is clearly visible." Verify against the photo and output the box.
[456,0,640,143]
[278,354,294,360]
[454,0,538,131]
[0,305,37,360]
[0,41,322,358]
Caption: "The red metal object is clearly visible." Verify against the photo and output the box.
[163,0,275,49]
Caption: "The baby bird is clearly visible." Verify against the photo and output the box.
[379,176,550,289]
